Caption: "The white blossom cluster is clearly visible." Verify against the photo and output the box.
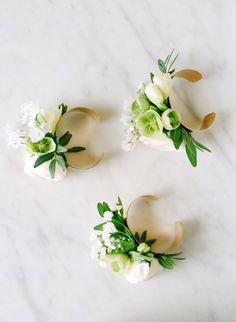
[90,209,126,260]
[4,102,62,147]
[121,98,140,151]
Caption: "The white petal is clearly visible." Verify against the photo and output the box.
[145,83,164,106]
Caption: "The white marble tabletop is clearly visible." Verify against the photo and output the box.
[0,0,236,321]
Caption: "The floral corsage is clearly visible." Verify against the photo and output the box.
[122,50,216,166]
[5,102,102,181]
[90,196,184,283]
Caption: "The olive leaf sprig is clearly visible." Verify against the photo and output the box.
[170,126,211,167]
[150,48,178,80]
[94,197,185,269]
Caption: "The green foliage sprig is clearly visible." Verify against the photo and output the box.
[132,50,211,167]
[94,197,185,270]
[33,103,86,178]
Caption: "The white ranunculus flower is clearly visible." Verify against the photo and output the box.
[145,83,165,107]
[125,259,163,283]
[153,72,172,98]
[139,133,184,152]
[37,108,62,134]
[24,153,66,181]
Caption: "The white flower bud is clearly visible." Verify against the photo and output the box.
[153,72,172,98]
[145,83,164,107]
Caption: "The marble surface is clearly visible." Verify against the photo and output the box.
[0,0,236,321]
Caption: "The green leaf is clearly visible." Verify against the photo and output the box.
[49,159,56,179]
[157,256,175,269]
[134,232,140,242]
[56,155,66,171]
[67,146,86,153]
[117,196,122,206]
[59,131,72,146]
[167,54,178,73]
[97,202,111,217]
[185,141,197,167]
[34,152,55,168]
[97,203,105,217]
[150,72,154,82]
[164,48,174,65]
[192,139,211,153]
[164,252,183,257]
[103,202,110,212]
[94,223,105,231]
[58,103,68,115]
[117,196,124,217]
[45,132,54,139]
[170,127,183,150]
[157,59,166,73]
[61,153,68,167]
[146,239,156,246]
[56,145,67,153]
[141,230,147,242]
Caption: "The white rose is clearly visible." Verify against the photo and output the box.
[139,133,184,152]
[125,259,163,283]
[24,153,66,181]
[145,83,165,107]
[153,73,172,98]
